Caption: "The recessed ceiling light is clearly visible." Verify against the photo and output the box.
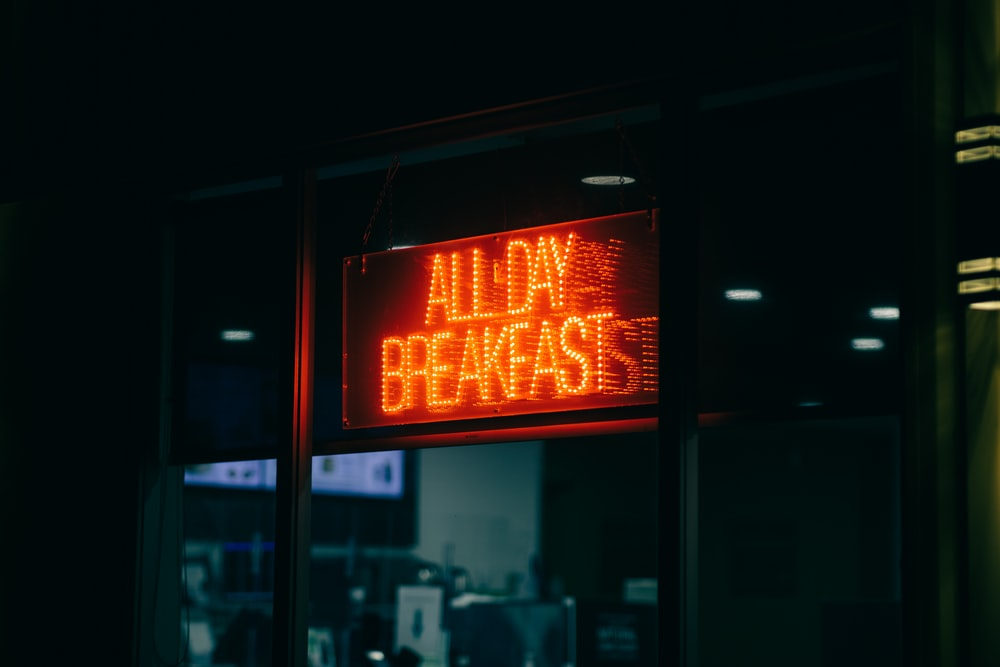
[969,301,1000,310]
[581,175,636,186]
[725,288,762,301]
[851,337,885,351]
[868,306,900,320]
[220,329,255,342]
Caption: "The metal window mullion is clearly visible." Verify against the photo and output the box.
[272,167,318,667]
[658,75,699,667]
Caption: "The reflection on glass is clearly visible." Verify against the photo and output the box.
[955,125,1000,143]
[956,145,1000,163]
[183,459,277,666]
[170,189,287,459]
[699,417,901,666]
[185,454,405,499]
[958,257,999,274]
[220,329,256,342]
[868,307,899,320]
[308,436,658,667]
[959,277,1000,294]
[851,337,885,351]
[724,288,762,301]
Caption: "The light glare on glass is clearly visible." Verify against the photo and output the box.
[956,145,1000,163]
[725,288,762,301]
[869,307,899,320]
[220,329,255,342]
[581,175,637,186]
[958,257,998,274]
[970,301,1000,311]
[959,277,1000,294]
[851,337,885,351]
[955,125,1000,143]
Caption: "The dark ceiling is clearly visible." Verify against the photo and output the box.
[2,0,903,203]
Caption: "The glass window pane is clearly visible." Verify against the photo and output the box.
[697,74,903,416]
[170,187,292,460]
[696,74,903,666]
[182,459,278,666]
[698,417,901,666]
[307,436,658,667]
[169,186,292,665]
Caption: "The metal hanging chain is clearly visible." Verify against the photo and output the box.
[618,122,626,212]
[615,118,657,229]
[387,173,394,251]
[360,154,400,272]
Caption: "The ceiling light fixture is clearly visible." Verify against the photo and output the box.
[725,288,763,301]
[220,329,255,342]
[868,306,900,320]
[851,337,885,351]
[581,175,636,186]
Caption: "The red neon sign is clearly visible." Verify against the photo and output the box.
[342,210,660,429]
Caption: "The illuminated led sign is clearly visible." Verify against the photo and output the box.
[342,210,660,429]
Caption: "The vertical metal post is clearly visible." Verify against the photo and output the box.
[958,2,1000,666]
[134,219,185,667]
[660,74,700,666]
[272,167,317,667]
[962,308,1000,666]
[901,0,963,663]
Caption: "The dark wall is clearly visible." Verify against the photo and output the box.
[0,195,163,663]
[1,2,675,202]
